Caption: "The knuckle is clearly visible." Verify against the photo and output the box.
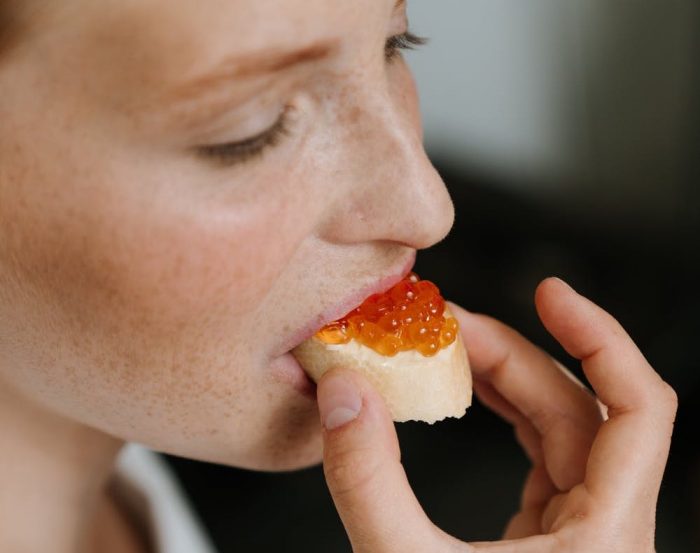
[551,492,657,553]
[658,381,679,417]
[324,444,382,499]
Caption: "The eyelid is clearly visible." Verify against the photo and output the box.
[195,106,291,165]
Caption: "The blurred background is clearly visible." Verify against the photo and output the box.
[165,2,700,551]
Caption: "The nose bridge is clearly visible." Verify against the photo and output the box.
[342,74,419,166]
[321,80,455,249]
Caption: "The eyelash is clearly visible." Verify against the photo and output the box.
[196,31,427,167]
[384,31,428,61]
[196,108,291,166]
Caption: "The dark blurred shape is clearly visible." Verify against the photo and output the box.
[166,159,700,552]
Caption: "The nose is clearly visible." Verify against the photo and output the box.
[317,71,455,250]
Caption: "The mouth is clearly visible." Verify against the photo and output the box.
[270,251,416,399]
[279,251,417,355]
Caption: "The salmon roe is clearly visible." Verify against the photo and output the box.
[315,272,459,357]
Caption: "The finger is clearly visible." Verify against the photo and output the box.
[473,381,559,505]
[473,380,543,464]
[503,509,542,540]
[520,465,558,512]
[540,493,568,534]
[502,467,558,539]
[475,382,559,539]
[534,277,678,506]
[502,510,544,541]
[317,369,441,553]
[450,302,603,492]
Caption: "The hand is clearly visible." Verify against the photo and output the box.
[316,277,677,552]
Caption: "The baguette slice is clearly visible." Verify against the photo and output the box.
[293,307,471,424]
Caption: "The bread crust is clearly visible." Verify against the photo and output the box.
[292,308,472,424]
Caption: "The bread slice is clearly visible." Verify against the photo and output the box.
[293,307,472,424]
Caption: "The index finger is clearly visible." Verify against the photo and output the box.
[534,277,677,506]
[449,299,603,493]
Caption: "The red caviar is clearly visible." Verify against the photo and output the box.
[315,272,458,357]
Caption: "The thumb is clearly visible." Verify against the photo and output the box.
[317,369,441,553]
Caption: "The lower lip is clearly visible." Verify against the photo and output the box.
[270,353,317,400]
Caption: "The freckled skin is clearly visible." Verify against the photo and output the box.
[0,0,454,472]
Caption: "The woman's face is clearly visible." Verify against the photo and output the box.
[0,0,454,470]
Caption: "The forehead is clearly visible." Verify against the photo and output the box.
[39,0,383,84]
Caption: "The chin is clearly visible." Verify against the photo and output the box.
[192,430,324,472]
[150,401,325,473]
[251,432,325,472]
[243,404,325,472]
[119,359,325,472]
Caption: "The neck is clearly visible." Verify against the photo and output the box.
[0,380,124,553]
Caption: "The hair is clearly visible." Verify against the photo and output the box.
[0,1,28,56]
[0,4,16,53]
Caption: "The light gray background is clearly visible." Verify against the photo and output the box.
[406,1,699,223]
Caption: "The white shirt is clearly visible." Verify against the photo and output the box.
[115,444,219,553]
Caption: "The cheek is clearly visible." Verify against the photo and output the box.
[0,155,323,468]
[0,138,293,386]
[2,165,302,346]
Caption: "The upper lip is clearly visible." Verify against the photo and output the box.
[281,251,417,353]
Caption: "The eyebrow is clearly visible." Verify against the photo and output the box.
[165,40,337,104]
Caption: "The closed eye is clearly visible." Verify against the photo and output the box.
[195,107,291,167]
[194,31,427,168]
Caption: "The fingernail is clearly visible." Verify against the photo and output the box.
[318,375,362,430]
